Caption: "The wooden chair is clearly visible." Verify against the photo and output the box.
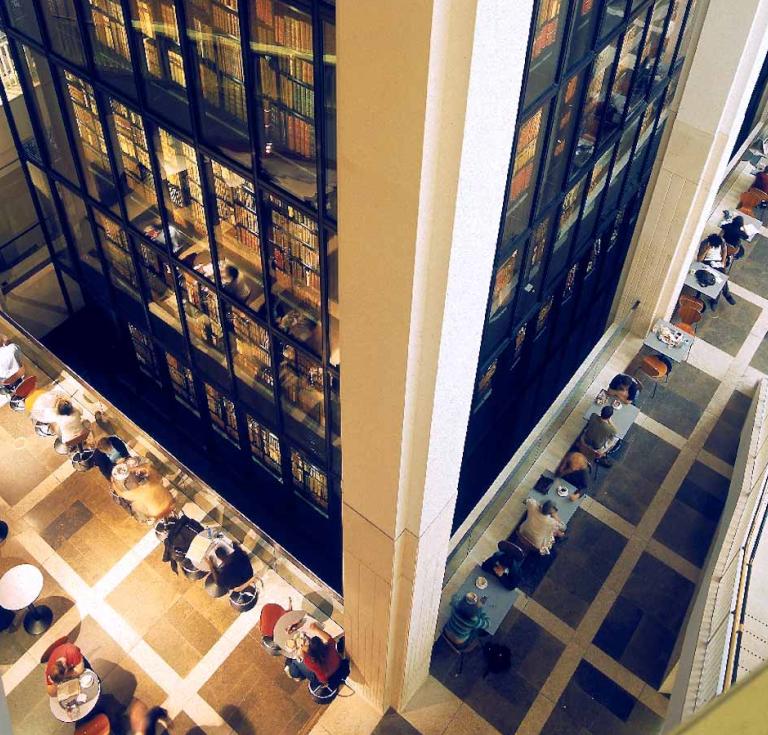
[738,188,768,216]
[634,355,670,398]
[676,305,702,331]
[75,713,111,735]
[674,322,695,336]
[678,293,705,313]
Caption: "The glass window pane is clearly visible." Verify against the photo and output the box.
[177,269,226,366]
[17,47,76,178]
[580,146,614,236]
[252,0,317,204]
[604,13,645,136]
[205,381,239,445]
[538,69,586,211]
[3,1,41,41]
[128,322,160,381]
[553,176,586,254]
[38,0,85,65]
[572,39,618,172]
[128,0,191,129]
[247,415,281,476]
[329,372,340,471]
[154,127,208,255]
[137,243,182,333]
[56,183,100,277]
[225,302,274,405]
[659,0,690,74]
[165,350,199,412]
[524,0,569,108]
[28,164,66,264]
[600,0,628,39]
[566,0,600,68]
[184,0,249,165]
[61,70,120,210]
[327,230,339,368]
[290,447,328,514]
[279,340,325,451]
[323,20,337,219]
[93,209,140,297]
[108,99,160,229]
[489,243,522,319]
[79,0,136,94]
[264,193,322,353]
[205,158,265,313]
[502,102,550,243]
[608,117,640,195]
[633,0,671,103]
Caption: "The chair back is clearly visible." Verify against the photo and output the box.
[639,355,668,379]
[40,636,70,664]
[678,294,704,313]
[674,322,695,336]
[677,306,701,325]
[74,713,111,735]
[259,603,287,637]
[576,435,601,461]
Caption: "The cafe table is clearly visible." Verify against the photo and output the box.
[720,211,763,236]
[453,565,519,636]
[529,471,586,525]
[684,262,728,301]
[0,564,53,635]
[583,397,640,439]
[49,669,101,723]
[643,318,694,364]
[273,609,320,659]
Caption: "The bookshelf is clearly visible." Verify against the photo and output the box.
[178,270,225,356]
[210,160,262,276]
[225,303,274,395]
[39,0,85,65]
[165,351,199,412]
[110,99,158,222]
[205,382,239,444]
[128,322,160,381]
[63,71,116,203]
[265,192,320,322]
[85,0,133,77]
[185,0,248,129]
[247,415,282,476]
[291,447,328,513]
[93,211,140,294]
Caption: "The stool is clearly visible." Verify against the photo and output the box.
[34,421,55,437]
[181,557,207,581]
[0,520,7,546]
[229,584,258,613]
[75,713,111,735]
[9,375,36,412]
[204,574,228,598]
[307,657,351,705]
[261,635,283,655]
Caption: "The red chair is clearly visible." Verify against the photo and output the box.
[75,713,111,735]
[9,375,37,412]
[259,603,287,655]
[634,355,670,398]
[674,322,695,336]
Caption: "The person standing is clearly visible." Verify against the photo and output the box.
[0,334,23,394]
[720,215,749,259]
[697,234,736,307]
[518,498,565,554]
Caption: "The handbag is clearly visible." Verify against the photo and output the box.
[696,270,716,287]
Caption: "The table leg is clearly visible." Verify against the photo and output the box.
[204,574,227,598]
[23,601,53,635]
[0,605,14,632]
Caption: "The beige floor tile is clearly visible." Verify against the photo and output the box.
[441,703,502,735]
[401,675,462,735]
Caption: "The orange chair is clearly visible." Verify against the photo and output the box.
[678,293,705,313]
[75,713,111,735]
[677,305,702,331]
[738,188,768,216]
[674,322,695,336]
[634,355,670,398]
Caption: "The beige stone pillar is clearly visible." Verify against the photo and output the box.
[615,0,768,335]
[337,0,533,712]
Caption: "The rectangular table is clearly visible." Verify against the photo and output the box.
[720,212,763,236]
[644,318,694,363]
[684,262,728,300]
[454,564,519,635]
[529,470,585,525]
[582,399,640,439]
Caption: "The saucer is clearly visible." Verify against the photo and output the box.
[475,576,488,590]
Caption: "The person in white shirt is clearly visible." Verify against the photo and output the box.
[697,234,736,308]
[519,498,565,555]
[52,400,88,444]
[0,335,23,392]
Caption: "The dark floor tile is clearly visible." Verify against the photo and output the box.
[730,233,768,299]
[540,704,588,735]
[653,498,718,567]
[676,471,727,522]
[593,596,644,660]
[684,460,732,501]
[617,553,695,633]
[371,710,421,735]
[704,390,752,464]
[531,575,591,628]
[750,334,768,374]
[430,637,488,699]
[620,614,678,689]
[518,548,557,596]
[40,500,93,550]
[557,664,628,733]
[496,614,565,690]
[621,427,680,485]
[574,661,636,720]
[625,700,665,733]
[696,297,761,357]
[466,672,539,734]
[592,463,661,525]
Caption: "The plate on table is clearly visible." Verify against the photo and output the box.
[79,672,95,689]
[475,576,488,590]
[556,485,569,498]
[612,399,622,410]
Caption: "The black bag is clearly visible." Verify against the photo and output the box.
[483,641,512,676]
[696,269,716,287]
[162,515,204,573]
[534,475,554,493]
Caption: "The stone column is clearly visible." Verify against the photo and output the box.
[614,0,768,336]
[337,0,533,712]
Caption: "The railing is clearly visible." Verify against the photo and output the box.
[444,300,641,584]
[0,311,344,618]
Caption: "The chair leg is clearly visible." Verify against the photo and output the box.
[456,651,464,677]
[651,379,658,400]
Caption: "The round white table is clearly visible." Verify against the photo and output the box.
[0,564,53,634]
[273,610,318,659]
[49,669,101,723]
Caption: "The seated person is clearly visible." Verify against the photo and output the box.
[754,166,768,193]
[697,234,736,306]
[285,622,342,686]
[606,373,640,405]
[29,389,65,427]
[52,400,89,446]
[205,542,253,592]
[45,641,84,697]
[582,406,620,466]
[128,699,172,735]
[481,550,520,590]
[221,264,251,302]
[0,334,23,394]
[114,464,175,520]
[554,451,591,499]
[721,215,749,258]
[92,435,130,480]
[518,498,565,555]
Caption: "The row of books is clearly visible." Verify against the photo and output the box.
[264,106,315,158]
[270,210,318,247]
[259,64,315,118]
[254,6,313,54]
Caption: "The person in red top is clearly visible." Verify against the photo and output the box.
[45,642,84,696]
[284,622,341,685]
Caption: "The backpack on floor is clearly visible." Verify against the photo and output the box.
[482,641,511,676]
